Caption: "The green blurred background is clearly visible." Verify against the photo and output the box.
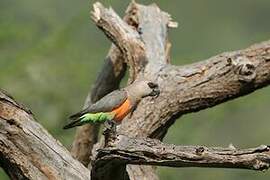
[0,0,270,179]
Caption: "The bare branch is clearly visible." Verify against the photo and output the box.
[95,135,270,171]
[1,1,270,180]
[126,2,176,66]
[0,90,90,179]
[91,2,146,81]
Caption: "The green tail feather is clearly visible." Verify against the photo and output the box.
[63,112,114,129]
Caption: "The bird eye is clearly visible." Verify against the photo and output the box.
[147,82,158,88]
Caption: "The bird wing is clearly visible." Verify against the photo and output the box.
[88,89,128,113]
[68,89,127,121]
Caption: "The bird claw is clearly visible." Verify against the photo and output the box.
[104,120,117,133]
[103,120,117,146]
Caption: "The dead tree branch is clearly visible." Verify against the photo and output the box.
[122,40,270,139]
[1,1,270,180]
[92,2,145,81]
[0,90,90,179]
[94,135,270,171]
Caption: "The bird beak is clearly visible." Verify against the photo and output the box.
[149,88,160,98]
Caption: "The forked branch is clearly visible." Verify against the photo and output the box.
[1,1,270,180]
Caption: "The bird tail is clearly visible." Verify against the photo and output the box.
[63,119,84,129]
[69,108,88,121]
[63,109,90,129]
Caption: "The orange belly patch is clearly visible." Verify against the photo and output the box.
[112,99,131,122]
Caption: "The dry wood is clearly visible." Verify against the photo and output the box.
[0,1,270,180]
[95,135,270,171]
[0,90,90,180]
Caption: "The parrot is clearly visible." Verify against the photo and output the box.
[63,80,160,130]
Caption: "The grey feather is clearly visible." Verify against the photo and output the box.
[68,89,127,122]
[86,89,127,113]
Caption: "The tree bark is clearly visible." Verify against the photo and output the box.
[95,135,270,171]
[0,1,270,180]
[0,90,90,180]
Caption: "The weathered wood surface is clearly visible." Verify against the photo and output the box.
[0,1,270,180]
[0,90,90,180]
[95,135,270,170]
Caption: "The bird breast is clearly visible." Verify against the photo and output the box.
[112,99,132,123]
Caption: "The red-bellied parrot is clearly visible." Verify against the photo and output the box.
[63,80,160,129]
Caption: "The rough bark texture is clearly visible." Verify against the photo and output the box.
[95,135,270,171]
[1,1,270,180]
[92,2,146,82]
[0,90,90,180]
[121,40,270,139]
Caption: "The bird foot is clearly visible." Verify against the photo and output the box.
[104,120,117,133]
[103,120,117,147]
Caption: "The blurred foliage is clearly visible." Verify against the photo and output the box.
[0,0,270,179]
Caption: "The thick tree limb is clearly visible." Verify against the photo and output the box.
[91,2,146,82]
[94,135,270,171]
[0,90,90,180]
[117,2,270,140]
[121,40,270,139]
[126,2,176,65]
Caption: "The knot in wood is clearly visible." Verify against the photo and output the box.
[265,55,270,62]
[231,55,256,83]
[253,159,270,171]
[196,146,205,155]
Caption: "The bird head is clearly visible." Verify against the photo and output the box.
[128,80,160,99]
